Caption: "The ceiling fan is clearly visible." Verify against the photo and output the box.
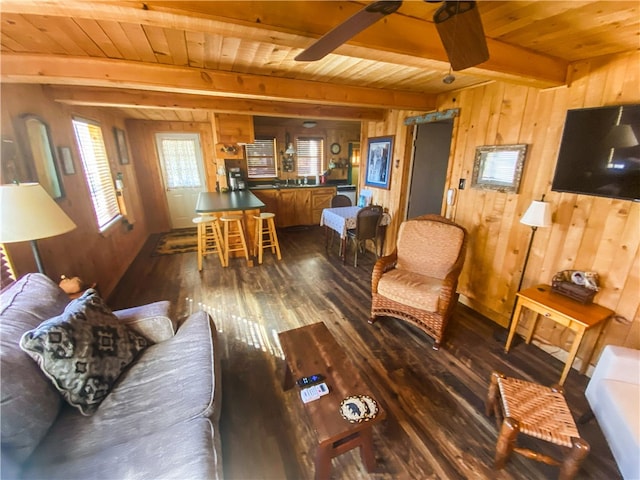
[294,0,489,71]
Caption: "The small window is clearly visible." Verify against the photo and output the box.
[246,138,277,178]
[72,118,121,232]
[296,137,324,176]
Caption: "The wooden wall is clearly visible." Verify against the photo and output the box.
[360,51,640,364]
[0,84,149,297]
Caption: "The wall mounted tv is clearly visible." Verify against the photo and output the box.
[551,104,640,202]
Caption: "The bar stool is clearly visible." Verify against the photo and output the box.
[220,214,249,266]
[485,371,590,480]
[253,212,282,264]
[192,215,226,270]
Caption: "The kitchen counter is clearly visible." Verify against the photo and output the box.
[249,184,333,190]
[195,190,265,213]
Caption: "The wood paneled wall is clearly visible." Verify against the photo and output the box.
[0,85,149,296]
[360,51,640,363]
[125,120,216,233]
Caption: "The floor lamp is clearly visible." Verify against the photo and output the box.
[495,196,552,342]
[0,183,77,275]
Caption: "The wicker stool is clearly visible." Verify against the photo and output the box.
[485,371,590,480]
[253,212,281,264]
[192,215,226,269]
[220,214,249,266]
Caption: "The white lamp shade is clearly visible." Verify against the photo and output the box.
[285,143,296,155]
[521,200,552,228]
[0,183,76,243]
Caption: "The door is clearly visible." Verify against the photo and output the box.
[406,121,454,219]
[155,133,206,229]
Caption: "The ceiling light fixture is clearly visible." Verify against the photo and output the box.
[443,67,456,84]
[302,121,317,128]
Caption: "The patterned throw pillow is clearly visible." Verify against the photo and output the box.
[20,289,150,416]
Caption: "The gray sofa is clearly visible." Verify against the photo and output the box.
[1,273,223,479]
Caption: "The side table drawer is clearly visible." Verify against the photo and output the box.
[534,307,571,328]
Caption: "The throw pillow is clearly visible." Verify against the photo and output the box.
[19,289,150,416]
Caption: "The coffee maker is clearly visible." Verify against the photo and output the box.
[227,167,246,191]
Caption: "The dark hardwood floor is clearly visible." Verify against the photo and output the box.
[109,226,620,480]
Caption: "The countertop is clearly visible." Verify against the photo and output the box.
[195,190,265,213]
[249,184,337,191]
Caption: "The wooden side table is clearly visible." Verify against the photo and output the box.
[505,284,614,385]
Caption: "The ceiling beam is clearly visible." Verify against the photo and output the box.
[43,85,387,121]
[1,54,436,110]
[0,0,568,88]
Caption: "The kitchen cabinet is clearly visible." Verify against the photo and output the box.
[251,186,336,227]
[311,187,337,224]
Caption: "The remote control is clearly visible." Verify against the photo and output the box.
[300,383,329,403]
[296,374,325,387]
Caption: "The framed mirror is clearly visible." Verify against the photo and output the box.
[471,144,528,193]
[15,114,64,199]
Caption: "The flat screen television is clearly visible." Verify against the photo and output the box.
[551,104,640,202]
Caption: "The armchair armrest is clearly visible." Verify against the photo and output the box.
[114,300,176,343]
[372,251,397,293]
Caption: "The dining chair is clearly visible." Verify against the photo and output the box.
[331,194,352,207]
[345,205,383,267]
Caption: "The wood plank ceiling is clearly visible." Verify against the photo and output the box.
[1,1,638,122]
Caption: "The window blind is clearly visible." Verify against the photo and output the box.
[296,137,324,177]
[245,138,277,178]
[72,118,121,232]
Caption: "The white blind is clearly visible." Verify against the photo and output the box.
[245,138,277,178]
[296,137,324,176]
[72,118,121,231]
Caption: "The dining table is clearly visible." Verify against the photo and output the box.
[320,206,390,264]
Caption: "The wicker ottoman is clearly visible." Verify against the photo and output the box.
[485,371,590,480]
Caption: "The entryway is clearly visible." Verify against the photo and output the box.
[155,133,206,229]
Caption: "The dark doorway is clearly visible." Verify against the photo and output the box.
[406,120,454,219]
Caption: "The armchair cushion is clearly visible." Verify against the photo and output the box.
[396,219,464,279]
[377,269,442,312]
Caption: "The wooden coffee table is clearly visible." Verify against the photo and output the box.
[278,322,385,480]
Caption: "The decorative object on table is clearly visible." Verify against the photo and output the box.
[153,228,198,256]
[0,183,76,275]
[364,136,394,190]
[551,270,599,304]
[370,214,468,350]
[113,127,130,165]
[471,144,528,193]
[339,395,379,423]
[57,146,75,175]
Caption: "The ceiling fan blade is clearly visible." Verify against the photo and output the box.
[433,1,489,71]
[295,1,402,62]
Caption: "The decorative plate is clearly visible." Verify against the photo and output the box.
[339,395,378,423]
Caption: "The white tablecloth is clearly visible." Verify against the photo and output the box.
[320,206,389,239]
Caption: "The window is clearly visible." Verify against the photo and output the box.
[245,138,277,178]
[296,137,324,177]
[72,118,121,232]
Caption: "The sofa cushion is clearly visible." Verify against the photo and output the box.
[24,416,222,480]
[378,269,442,311]
[20,289,150,416]
[114,300,176,343]
[0,273,68,464]
[30,310,220,462]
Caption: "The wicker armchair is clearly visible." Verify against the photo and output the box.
[370,214,468,350]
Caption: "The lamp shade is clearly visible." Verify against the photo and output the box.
[285,143,296,155]
[604,123,639,149]
[0,183,76,243]
[520,200,552,228]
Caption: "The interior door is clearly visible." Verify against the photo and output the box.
[155,133,206,229]
[406,121,454,219]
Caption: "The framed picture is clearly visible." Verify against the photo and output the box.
[364,135,394,189]
[471,144,528,193]
[58,146,75,175]
[113,127,130,165]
